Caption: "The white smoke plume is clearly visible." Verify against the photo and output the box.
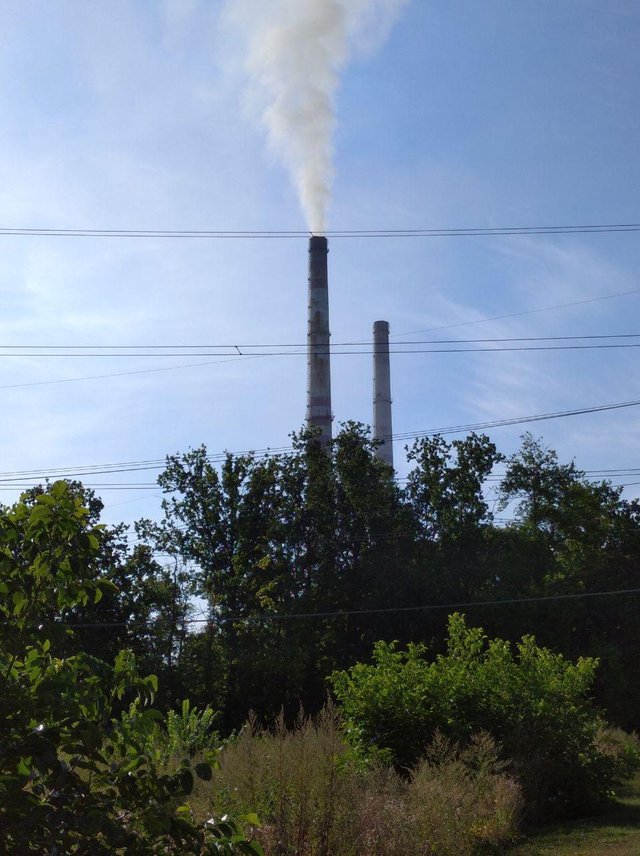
[226,0,408,234]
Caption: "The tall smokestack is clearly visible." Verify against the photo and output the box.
[373,320,393,468]
[307,236,332,445]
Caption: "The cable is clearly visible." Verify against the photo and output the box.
[3,343,640,357]
[1,395,639,485]
[0,355,258,391]
[392,397,640,442]
[63,586,640,628]
[1,222,639,238]
[392,288,640,338]
[3,332,640,349]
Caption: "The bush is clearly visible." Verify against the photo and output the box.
[330,613,631,816]
[407,731,521,855]
[186,705,522,855]
[595,726,640,784]
[0,482,261,855]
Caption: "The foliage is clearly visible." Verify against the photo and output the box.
[0,482,261,854]
[166,700,220,758]
[186,706,521,856]
[133,427,640,738]
[139,423,411,728]
[330,613,637,816]
[116,698,221,768]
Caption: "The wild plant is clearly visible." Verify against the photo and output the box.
[187,706,523,856]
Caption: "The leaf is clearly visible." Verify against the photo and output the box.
[180,768,194,795]
[239,813,261,827]
[195,762,212,781]
[12,590,27,615]
[141,707,164,722]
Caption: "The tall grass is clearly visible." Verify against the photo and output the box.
[187,705,522,855]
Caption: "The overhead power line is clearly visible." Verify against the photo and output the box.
[394,397,640,441]
[1,395,640,484]
[392,288,640,338]
[3,342,640,357]
[3,332,640,349]
[64,586,640,629]
[0,222,639,239]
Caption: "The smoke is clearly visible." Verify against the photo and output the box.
[226,0,408,234]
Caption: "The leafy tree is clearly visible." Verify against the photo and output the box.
[0,482,261,854]
[17,479,195,709]
[493,435,640,727]
[402,433,502,616]
[140,424,415,728]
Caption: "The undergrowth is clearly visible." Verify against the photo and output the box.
[185,705,522,856]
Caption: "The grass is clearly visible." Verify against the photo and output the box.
[510,772,640,855]
[184,708,522,855]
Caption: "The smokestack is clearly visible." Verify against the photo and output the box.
[307,236,332,445]
[373,320,393,468]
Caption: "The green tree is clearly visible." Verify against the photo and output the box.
[0,482,261,854]
[141,424,415,728]
[402,433,502,615]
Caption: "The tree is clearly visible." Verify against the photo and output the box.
[402,433,502,612]
[140,424,416,728]
[0,481,261,854]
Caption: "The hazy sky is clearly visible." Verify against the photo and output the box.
[1,0,639,529]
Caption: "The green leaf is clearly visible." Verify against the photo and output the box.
[12,590,27,614]
[180,768,194,794]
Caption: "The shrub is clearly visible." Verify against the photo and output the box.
[186,706,522,855]
[330,613,628,816]
[407,732,521,855]
[595,726,640,784]
[0,482,261,855]
[166,699,220,758]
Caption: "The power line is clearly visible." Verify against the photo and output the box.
[1,395,639,484]
[1,222,639,239]
[393,397,640,441]
[3,332,640,349]
[2,343,640,357]
[64,586,640,628]
[392,288,640,338]
[0,355,259,392]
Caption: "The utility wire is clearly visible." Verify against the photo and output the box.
[3,343,640,357]
[1,395,640,484]
[64,586,640,629]
[392,288,640,338]
[3,332,640,349]
[393,398,640,441]
[1,222,639,239]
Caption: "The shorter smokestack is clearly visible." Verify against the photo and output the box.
[373,320,393,468]
[306,236,332,446]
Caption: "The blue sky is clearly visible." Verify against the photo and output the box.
[0,0,639,527]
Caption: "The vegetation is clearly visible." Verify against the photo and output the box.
[130,426,640,734]
[3,426,640,850]
[187,707,521,856]
[511,771,640,855]
[0,482,261,854]
[331,613,635,815]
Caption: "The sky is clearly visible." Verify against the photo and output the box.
[0,0,639,530]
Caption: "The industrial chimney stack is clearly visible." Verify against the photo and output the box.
[373,320,393,468]
[306,236,332,445]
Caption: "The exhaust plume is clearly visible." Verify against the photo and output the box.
[229,0,407,234]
